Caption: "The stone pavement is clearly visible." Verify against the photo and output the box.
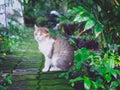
[1,52,73,90]
[0,29,74,90]
[7,53,42,90]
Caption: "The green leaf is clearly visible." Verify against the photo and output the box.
[70,77,83,83]
[110,81,119,88]
[75,48,90,62]
[68,38,76,46]
[116,70,120,76]
[91,81,98,89]
[7,80,12,85]
[74,53,81,61]
[96,78,105,89]
[71,83,75,87]
[105,74,111,82]
[88,0,94,4]
[77,5,91,13]
[59,73,65,78]
[6,75,12,80]
[109,57,115,68]
[94,24,103,37]
[0,86,7,90]
[84,19,96,30]
[84,77,91,90]
[74,14,89,23]
[3,75,12,85]
[111,69,117,79]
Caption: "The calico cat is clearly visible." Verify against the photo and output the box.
[34,25,74,72]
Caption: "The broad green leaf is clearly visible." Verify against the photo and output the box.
[75,48,90,62]
[91,81,98,89]
[116,70,120,76]
[105,74,111,83]
[74,53,81,61]
[94,24,103,37]
[3,75,12,85]
[78,11,84,15]
[98,67,107,76]
[73,7,81,13]
[109,57,115,68]
[110,81,119,88]
[84,77,91,90]
[7,79,12,85]
[74,14,89,23]
[78,5,91,14]
[71,83,74,87]
[114,0,120,6]
[111,69,117,79]
[84,19,96,30]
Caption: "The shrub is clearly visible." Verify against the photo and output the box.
[60,48,120,90]
[0,73,12,90]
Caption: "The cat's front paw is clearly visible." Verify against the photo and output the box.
[50,67,62,71]
[42,68,49,72]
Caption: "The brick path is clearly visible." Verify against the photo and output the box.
[0,29,73,90]
[3,53,73,90]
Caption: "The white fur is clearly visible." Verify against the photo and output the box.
[50,67,61,71]
[42,56,51,72]
[39,39,54,72]
[38,38,61,72]
[38,38,54,55]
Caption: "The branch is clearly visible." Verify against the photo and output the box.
[77,30,86,36]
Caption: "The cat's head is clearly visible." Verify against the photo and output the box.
[34,25,50,41]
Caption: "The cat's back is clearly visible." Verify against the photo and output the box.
[53,37,74,57]
[52,37,74,71]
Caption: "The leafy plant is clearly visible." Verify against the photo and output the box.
[61,48,120,90]
[0,58,12,90]
[0,73,12,90]
[58,0,120,49]
[0,23,27,53]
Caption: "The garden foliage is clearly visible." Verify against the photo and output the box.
[0,0,120,90]
[60,48,120,90]
[58,0,120,89]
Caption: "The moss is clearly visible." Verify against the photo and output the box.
[37,72,74,90]
[0,56,21,73]
[12,80,38,86]
[12,74,38,81]
[40,84,73,90]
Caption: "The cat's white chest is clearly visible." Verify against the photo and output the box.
[38,39,54,56]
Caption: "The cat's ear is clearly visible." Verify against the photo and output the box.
[34,24,38,30]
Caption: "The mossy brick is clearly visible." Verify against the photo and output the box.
[0,56,21,72]
[39,84,73,90]
[12,68,39,75]
[8,86,37,90]
[12,74,38,81]
[38,79,69,86]
[11,80,38,86]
